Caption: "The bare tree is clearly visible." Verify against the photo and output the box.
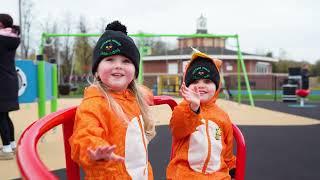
[310,60,320,76]
[136,31,167,55]
[96,17,109,33]
[74,16,93,76]
[21,0,34,58]
[278,48,287,60]
[40,18,59,60]
[60,13,75,84]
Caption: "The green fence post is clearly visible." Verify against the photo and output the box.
[37,55,46,118]
[50,59,58,113]
[39,33,46,55]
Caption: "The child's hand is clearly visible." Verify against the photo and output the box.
[180,82,200,112]
[87,145,124,162]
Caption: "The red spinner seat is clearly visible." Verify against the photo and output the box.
[16,96,246,180]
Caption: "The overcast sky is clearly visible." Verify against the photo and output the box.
[1,0,319,63]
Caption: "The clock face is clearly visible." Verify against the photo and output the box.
[198,16,207,29]
[200,20,206,28]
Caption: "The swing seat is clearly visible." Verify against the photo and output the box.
[58,84,71,95]
[16,96,246,180]
[58,84,78,95]
[69,84,78,92]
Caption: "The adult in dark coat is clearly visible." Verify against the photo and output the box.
[301,64,310,90]
[0,14,20,160]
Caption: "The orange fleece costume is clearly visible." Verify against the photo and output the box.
[69,86,153,180]
[166,51,236,180]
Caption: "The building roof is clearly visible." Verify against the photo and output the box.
[144,47,278,62]
[150,47,253,56]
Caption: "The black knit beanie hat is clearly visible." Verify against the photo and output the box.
[92,21,140,77]
[0,14,13,28]
[184,57,220,89]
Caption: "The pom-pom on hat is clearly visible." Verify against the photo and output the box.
[184,48,221,89]
[92,20,140,77]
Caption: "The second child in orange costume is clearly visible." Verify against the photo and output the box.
[69,21,156,180]
[167,49,236,180]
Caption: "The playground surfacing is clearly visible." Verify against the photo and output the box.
[1,98,320,179]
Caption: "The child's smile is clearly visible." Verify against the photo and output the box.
[198,89,208,94]
[111,73,124,77]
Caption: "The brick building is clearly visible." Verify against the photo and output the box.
[142,15,282,93]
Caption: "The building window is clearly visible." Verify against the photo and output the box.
[187,39,193,47]
[225,62,233,71]
[256,62,270,73]
[168,63,178,74]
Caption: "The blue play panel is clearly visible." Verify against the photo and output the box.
[16,59,53,103]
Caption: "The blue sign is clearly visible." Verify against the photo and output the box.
[16,60,54,103]
[16,60,38,103]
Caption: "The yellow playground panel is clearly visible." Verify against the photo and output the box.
[157,75,181,96]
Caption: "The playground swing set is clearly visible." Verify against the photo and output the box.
[15,32,251,179]
[37,32,255,107]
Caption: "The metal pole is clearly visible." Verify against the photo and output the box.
[50,59,58,113]
[236,35,255,106]
[43,33,238,39]
[236,39,242,104]
[37,55,46,118]
[39,33,46,55]
[138,39,145,84]
[274,75,277,101]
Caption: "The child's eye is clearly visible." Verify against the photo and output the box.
[192,79,200,84]
[103,58,113,62]
[204,79,212,84]
[123,59,132,64]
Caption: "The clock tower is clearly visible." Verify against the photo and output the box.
[196,14,208,34]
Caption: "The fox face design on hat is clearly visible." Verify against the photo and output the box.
[92,21,140,77]
[184,48,222,89]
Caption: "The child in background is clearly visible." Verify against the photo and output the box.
[69,21,155,180]
[166,49,236,179]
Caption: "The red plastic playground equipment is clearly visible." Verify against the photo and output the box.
[295,89,310,107]
[16,96,246,180]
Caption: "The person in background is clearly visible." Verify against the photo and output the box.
[301,64,310,90]
[0,13,20,160]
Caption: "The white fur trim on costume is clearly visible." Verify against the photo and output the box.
[188,119,222,174]
[206,121,222,173]
[124,116,148,180]
[188,123,208,173]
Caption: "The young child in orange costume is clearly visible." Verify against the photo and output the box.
[167,49,236,180]
[69,21,156,180]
